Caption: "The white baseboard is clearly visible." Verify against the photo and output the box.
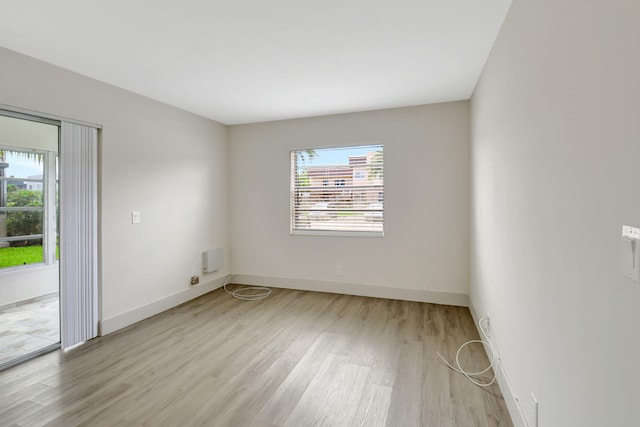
[468,297,527,427]
[101,273,467,338]
[100,275,228,336]
[232,274,469,307]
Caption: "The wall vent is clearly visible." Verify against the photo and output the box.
[202,248,222,273]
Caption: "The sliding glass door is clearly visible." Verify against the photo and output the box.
[0,114,60,369]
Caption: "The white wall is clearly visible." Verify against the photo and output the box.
[0,46,230,332]
[229,103,469,304]
[0,266,58,307]
[470,0,639,426]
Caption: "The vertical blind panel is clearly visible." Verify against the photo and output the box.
[60,122,98,350]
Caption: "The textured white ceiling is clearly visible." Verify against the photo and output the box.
[0,0,511,124]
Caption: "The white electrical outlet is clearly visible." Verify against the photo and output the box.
[336,264,343,276]
[622,225,640,282]
[131,211,141,224]
[480,314,491,338]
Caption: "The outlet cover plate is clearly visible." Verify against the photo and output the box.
[621,225,640,281]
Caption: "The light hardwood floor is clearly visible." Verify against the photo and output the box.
[0,287,513,426]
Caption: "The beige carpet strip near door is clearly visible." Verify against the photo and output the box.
[0,287,513,426]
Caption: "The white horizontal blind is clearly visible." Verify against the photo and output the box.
[291,145,384,236]
[60,122,98,349]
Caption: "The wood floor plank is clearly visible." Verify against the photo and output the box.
[0,287,513,427]
[385,339,424,427]
[283,354,371,427]
[351,383,392,427]
[254,332,341,425]
[422,336,455,427]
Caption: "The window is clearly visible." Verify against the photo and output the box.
[0,147,58,269]
[291,144,384,236]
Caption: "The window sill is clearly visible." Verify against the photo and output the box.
[291,229,384,238]
[0,262,58,277]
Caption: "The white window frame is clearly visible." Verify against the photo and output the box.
[290,144,384,238]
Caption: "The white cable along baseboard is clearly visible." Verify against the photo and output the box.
[437,316,497,388]
[223,274,271,301]
[468,297,527,427]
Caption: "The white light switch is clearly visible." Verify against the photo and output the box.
[132,211,141,224]
[622,225,640,282]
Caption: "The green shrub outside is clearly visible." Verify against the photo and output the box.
[5,187,43,247]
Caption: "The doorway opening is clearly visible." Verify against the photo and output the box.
[0,113,60,369]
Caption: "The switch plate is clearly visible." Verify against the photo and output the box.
[132,211,141,224]
[622,225,640,282]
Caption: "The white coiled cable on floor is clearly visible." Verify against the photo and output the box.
[223,274,272,301]
[436,316,497,387]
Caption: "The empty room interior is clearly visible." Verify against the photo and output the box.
[0,0,638,426]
